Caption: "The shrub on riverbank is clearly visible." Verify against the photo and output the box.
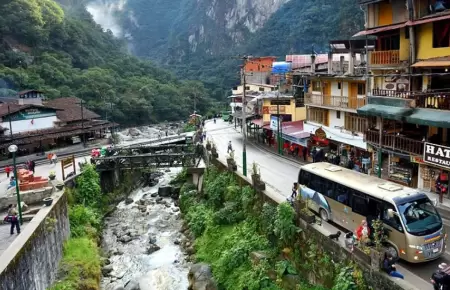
[180,166,326,290]
[50,165,105,290]
[180,166,369,290]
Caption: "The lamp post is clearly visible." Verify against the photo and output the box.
[8,144,23,225]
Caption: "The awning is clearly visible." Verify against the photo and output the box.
[353,22,406,37]
[405,108,450,128]
[281,120,310,146]
[406,14,450,26]
[251,119,267,127]
[357,104,413,120]
[411,60,450,68]
[304,123,366,150]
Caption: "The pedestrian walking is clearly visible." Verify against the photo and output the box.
[7,204,20,235]
[30,160,35,174]
[227,141,233,153]
[5,166,12,178]
[51,153,57,165]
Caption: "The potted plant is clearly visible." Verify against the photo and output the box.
[298,198,315,224]
[49,171,56,180]
[226,151,237,171]
[370,219,387,269]
[210,143,218,158]
[43,197,54,207]
[55,182,64,191]
[205,139,212,150]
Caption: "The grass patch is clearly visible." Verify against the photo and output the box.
[49,238,101,290]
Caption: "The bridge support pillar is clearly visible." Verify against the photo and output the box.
[186,167,205,193]
[99,169,120,193]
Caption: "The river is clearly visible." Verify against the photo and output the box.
[100,168,190,290]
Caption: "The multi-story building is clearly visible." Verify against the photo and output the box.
[295,39,372,169]
[356,0,450,192]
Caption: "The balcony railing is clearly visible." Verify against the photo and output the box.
[365,130,424,155]
[371,89,450,110]
[305,94,366,110]
[370,50,400,65]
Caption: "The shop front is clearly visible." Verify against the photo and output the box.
[419,142,450,199]
[304,123,370,172]
[387,153,418,187]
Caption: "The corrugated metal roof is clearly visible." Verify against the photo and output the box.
[412,61,450,68]
[353,22,406,37]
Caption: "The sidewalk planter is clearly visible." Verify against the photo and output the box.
[206,143,212,150]
[211,148,218,159]
[55,183,64,191]
[43,197,54,207]
[370,248,384,270]
[226,158,237,171]
[353,245,371,265]
[251,174,260,184]
[49,175,56,181]
[299,211,315,224]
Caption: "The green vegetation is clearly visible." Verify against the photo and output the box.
[180,166,371,290]
[0,0,220,126]
[49,165,107,290]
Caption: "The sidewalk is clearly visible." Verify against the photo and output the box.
[245,133,450,217]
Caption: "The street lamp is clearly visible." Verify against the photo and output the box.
[8,144,23,225]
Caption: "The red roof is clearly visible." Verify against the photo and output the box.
[45,97,100,122]
[407,13,450,26]
[353,22,406,37]
[281,121,311,139]
[0,103,61,118]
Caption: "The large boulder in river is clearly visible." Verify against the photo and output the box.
[188,263,218,290]
[158,186,173,197]
[124,280,140,290]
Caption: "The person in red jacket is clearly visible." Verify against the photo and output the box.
[355,219,370,243]
[5,166,12,178]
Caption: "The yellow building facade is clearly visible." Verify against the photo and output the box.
[261,98,306,123]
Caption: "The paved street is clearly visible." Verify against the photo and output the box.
[205,119,439,289]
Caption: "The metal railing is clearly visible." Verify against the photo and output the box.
[365,130,424,155]
[305,94,366,110]
[371,89,450,110]
[370,50,400,65]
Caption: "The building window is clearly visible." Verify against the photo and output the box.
[270,99,291,106]
[245,86,250,90]
[308,108,329,126]
[271,87,275,91]
[337,82,341,90]
[357,83,365,95]
[345,113,367,133]
[312,81,321,91]
[259,87,265,92]
[336,111,341,119]
[433,20,450,48]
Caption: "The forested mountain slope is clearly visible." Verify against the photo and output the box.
[0,0,215,126]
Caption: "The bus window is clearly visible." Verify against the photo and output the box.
[352,191,369,216]
[335,184,350,206]
[382,203,403,232]
[299,170,311,187]
[322,178,336,200]
[310,173,323,193]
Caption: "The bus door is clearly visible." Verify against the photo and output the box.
[381,202,406,258]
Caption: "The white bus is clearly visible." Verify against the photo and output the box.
[298,162,446,263]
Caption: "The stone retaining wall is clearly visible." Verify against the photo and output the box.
[0,191,70,290]
[0,187,53,211]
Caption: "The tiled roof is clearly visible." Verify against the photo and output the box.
[45,97,101,122]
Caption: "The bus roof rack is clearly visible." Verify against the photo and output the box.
[378,183,403,192]
[325,166,342,172]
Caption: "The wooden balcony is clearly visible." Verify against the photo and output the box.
[365,130,424,155]
[370,50,400,65]
[371,89,450,110]
[305,94,366,110]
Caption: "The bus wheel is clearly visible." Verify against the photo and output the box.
[386,245,398,259]
[320,209,329,222]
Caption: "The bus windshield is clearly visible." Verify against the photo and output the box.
[397,198,442,236]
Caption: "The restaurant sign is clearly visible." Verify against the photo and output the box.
[423,142,450,169]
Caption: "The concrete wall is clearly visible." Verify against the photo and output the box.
[0,191,70,290]
[208,153,418,290]
[0,186,53,211]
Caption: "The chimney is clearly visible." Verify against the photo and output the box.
[339,56,345,74]
[327,52,332,74]
[311,55,316,74]
[348,52,355,75]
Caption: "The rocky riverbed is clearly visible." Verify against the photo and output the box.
[100,168,193,290]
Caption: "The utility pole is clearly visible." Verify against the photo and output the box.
[241,56,249,176]
[8,105,13,140]
[277,78,283,155]
[80,99,85,147]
